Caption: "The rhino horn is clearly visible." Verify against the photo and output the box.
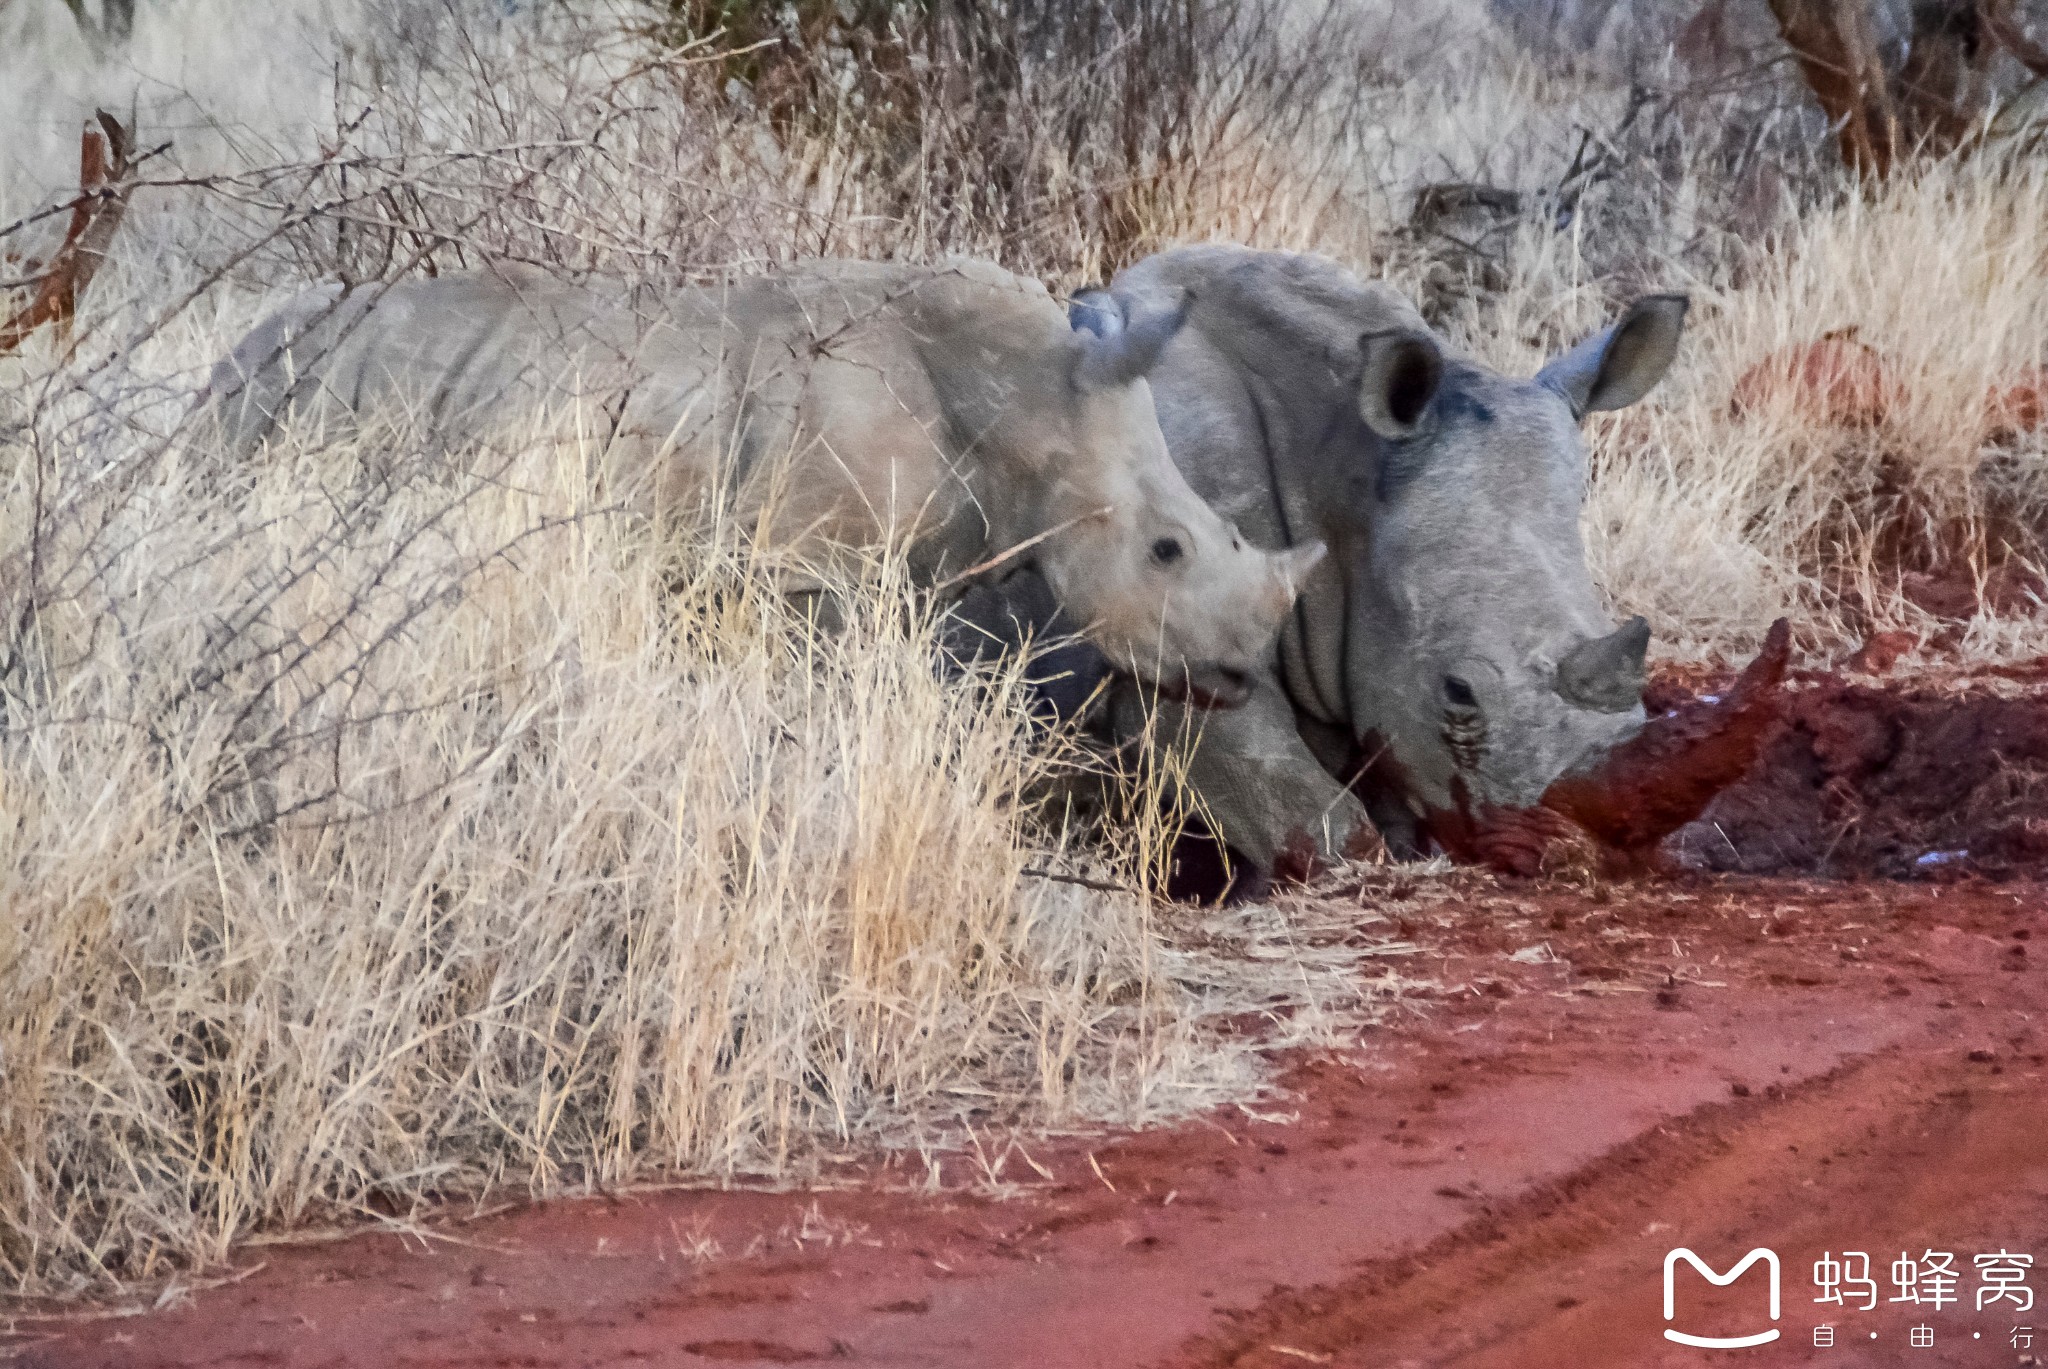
[1555,615,1650,713]
[1541,619,1791,852]
[1071,289,1190,391]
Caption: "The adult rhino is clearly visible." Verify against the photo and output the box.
[205,258,1324,705]
[1060,246,1785,880]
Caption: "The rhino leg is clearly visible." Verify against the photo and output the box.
[1296,712,1425,859]
[1111,672,1377,881]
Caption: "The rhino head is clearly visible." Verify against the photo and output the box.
[1026,293,1324,709]
[1341,296,1690,833]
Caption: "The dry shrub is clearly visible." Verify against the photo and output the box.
[0,111,135,356]
[1763,0,2048,179]
[276,0,1388,288]
[0,0,1477,1299]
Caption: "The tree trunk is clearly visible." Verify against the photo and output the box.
[1767,0,1900,175]
[1764,0,2047,176]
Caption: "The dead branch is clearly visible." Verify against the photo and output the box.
[1895,2,1995,150]
[0,110,134,356]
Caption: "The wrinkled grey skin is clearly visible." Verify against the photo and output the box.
[202,259,1322,704]
[1060,246,1687,870]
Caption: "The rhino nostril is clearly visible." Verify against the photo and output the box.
[1217,666,1251,693]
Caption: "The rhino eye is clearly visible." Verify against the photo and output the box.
[1442,675,1479,709]
[1150,537,1185,566]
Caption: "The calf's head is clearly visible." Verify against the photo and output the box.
[1341,296,1688,821]
[1018,292,1322,709]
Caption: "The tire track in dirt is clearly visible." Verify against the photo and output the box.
[1161,1046,2048,1369]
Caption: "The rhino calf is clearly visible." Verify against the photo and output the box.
[205,259,1323,704]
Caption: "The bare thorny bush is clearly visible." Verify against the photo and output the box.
[4,0,2048,1300]
[234,0,1393,288]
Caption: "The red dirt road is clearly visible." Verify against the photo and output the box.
[11,873,2043,1369]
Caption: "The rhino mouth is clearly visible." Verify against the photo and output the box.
[1422,619,1793,875]
[1151,664,1254,711]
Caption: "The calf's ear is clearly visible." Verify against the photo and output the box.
[1537,294,1688,420]
[1072,289,1190,391]
[1357,329,1444,440]
[1068,289,1123,339]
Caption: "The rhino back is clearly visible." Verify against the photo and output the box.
[206,272,657,456]
[622,260,1072,565]
[205,260,1087,584]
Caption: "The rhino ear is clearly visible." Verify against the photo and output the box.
[1072,290,1189,391]
[1537,294,1689,420]
[1357,328,1444,441]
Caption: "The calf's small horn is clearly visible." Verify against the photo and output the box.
[1277,540,1327,597]
[1555,615,1650,712]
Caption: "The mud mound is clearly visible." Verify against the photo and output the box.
[1671,665,2048,876]
[1174,645,2048,891]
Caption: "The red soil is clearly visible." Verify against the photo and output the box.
[1729,333,2048,444]
[1986,365,2048,442]
[1670,662,2048,878]
[1730,333,1901,429]
[1457,639,2048,884]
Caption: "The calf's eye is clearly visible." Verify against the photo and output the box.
[1151,537,1185,566]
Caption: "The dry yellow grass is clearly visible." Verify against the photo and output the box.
[1574,155,2048,662]
[0,411,1397,1295]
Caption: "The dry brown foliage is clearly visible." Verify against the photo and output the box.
[3,0,2048,1304]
